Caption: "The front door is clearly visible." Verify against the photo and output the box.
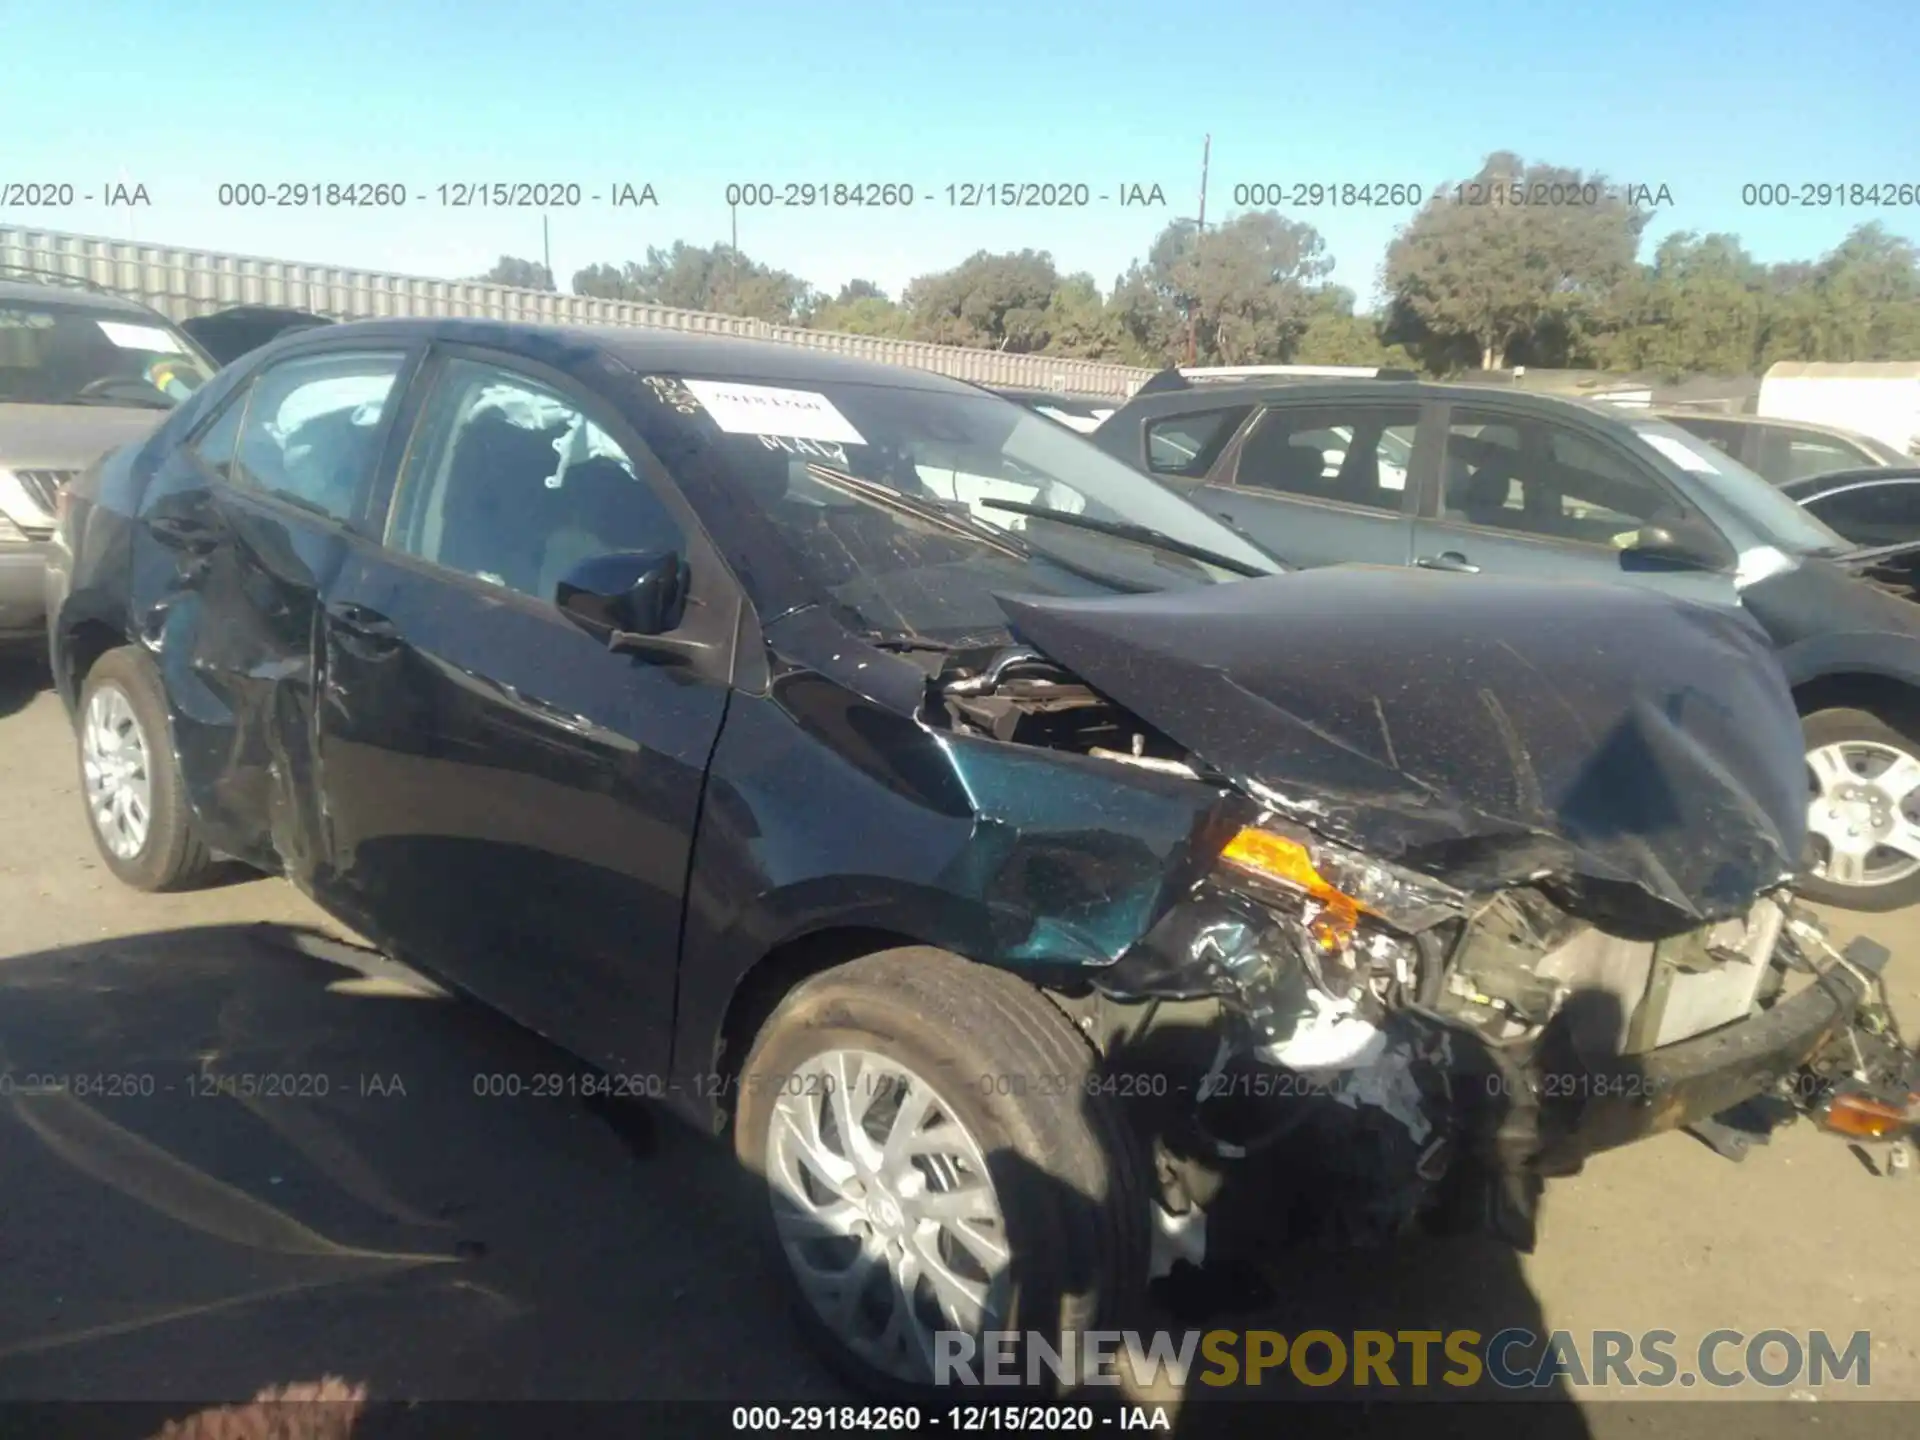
[1410,404,1739,609]
[313,349,738,1071]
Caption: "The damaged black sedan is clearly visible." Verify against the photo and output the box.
[45,319,1914,1394]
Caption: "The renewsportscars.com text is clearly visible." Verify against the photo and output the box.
[935,1328,1874,1391]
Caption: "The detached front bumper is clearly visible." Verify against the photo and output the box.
[1528,936,1887,1172]
[1147,930,1903,1261]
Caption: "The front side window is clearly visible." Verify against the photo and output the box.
[229,351,404,521]
[1232,403,1422,512]
[626,375,1280,643]
[0,299,214,409]
[1443,410,1679,546]
[388,358,683,602]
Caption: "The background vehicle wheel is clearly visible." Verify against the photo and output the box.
[1800,706,1920,911]
[77,647,218,892]
[734,947,1149,1398]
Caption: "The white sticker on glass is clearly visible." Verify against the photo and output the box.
[95,320,186,353]
[682,379,866,445]
[1641,432,1721,474]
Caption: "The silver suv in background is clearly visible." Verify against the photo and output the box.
[0,274,216,647]
[1663,409,1912,485]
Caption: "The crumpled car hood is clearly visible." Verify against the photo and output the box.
[996,567,1808,932]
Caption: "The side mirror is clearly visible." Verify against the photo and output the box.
[555,550,709,662]
[1625,519,1725,570]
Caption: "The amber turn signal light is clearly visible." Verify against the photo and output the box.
[1218,827,1362,948]
[1818,1091,1914,1140]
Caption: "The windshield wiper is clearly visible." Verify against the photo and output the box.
[978,499,1270,577]
[803,464,1031,560]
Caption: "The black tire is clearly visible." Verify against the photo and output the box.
[733,947,1150,1400]
[76,647,218,892]
[1799,706,1920,912]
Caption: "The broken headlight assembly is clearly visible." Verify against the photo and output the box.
[1118,819,1467,1072]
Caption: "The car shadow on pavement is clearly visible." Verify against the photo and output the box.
[0,921,848,1429]
[0,650,51,720]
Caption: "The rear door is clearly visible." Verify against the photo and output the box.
[1174,398,1429,568]
[130,343,417,880]
[311,346,738,1071]
[1411,402,1738,607]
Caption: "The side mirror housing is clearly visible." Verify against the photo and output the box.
[555,550,708,662]
[1625,519,1726,570]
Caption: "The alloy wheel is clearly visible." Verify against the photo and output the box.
[1806,739,1920,889]
[764,1048,1011,1384]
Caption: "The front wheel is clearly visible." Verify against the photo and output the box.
[77,647,218,892]
[733,947,1150,1398]
[1800,706,1920,911]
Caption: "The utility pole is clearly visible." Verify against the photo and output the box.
[542,214,552,288]
[1185,134,1211,366]
[731,203,739,252]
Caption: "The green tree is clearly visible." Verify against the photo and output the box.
[475,255,554,291]
[1597,233,1766,378]
[1112,212,1333,365]
[1757,224,1920,365]
[1384,151,1651,370]
[571,243,814,323]
[903,249,1063,351]
[1292,286,1419,368]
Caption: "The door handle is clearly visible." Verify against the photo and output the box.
[1416,551,1480,574]
[326,602,399,641]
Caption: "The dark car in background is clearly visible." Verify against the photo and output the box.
[1094,374,1920,910]
[1780,467,1920,597]
[46,318,1908,1393]
[1664,409,1911,485]
[179,305,335,368]
[0,273,216,647]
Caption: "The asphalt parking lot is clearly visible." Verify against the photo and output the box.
[2,651,1919,1435]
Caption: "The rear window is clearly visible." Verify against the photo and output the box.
[1145,407,1250,477]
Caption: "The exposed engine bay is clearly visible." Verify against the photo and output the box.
[929,617,1917,1259]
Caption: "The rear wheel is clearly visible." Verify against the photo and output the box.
[1800,706,1920,911]
[77,647,217,892]
[733,947,1149,1398]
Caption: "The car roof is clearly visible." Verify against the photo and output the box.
[0,277,172,318]
[1106,376,1642,423]
[1659,409,1884,442]
[1778,466,1920,499]
[276,315,986,394]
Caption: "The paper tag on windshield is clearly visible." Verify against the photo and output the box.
[681,379,865,445]
[96,320,185,354]
[1641,432,1720,474]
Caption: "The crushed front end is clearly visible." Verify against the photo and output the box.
[929,569,1920,1266]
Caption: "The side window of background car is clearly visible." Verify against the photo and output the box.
[1443,412,1677,546]
[228,352,405,522]
[1670,417,1746,460]
[1769,430,1873,483]
[1145,407,1250,477]
[1232,403,1421,511]
[386,357,683,603]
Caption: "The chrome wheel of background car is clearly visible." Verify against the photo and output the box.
[82,684,154,860]
[1806,739,1920,889]
[764,1048,1010,1385]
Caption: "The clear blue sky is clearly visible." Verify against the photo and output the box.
[5,0,1918,309]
